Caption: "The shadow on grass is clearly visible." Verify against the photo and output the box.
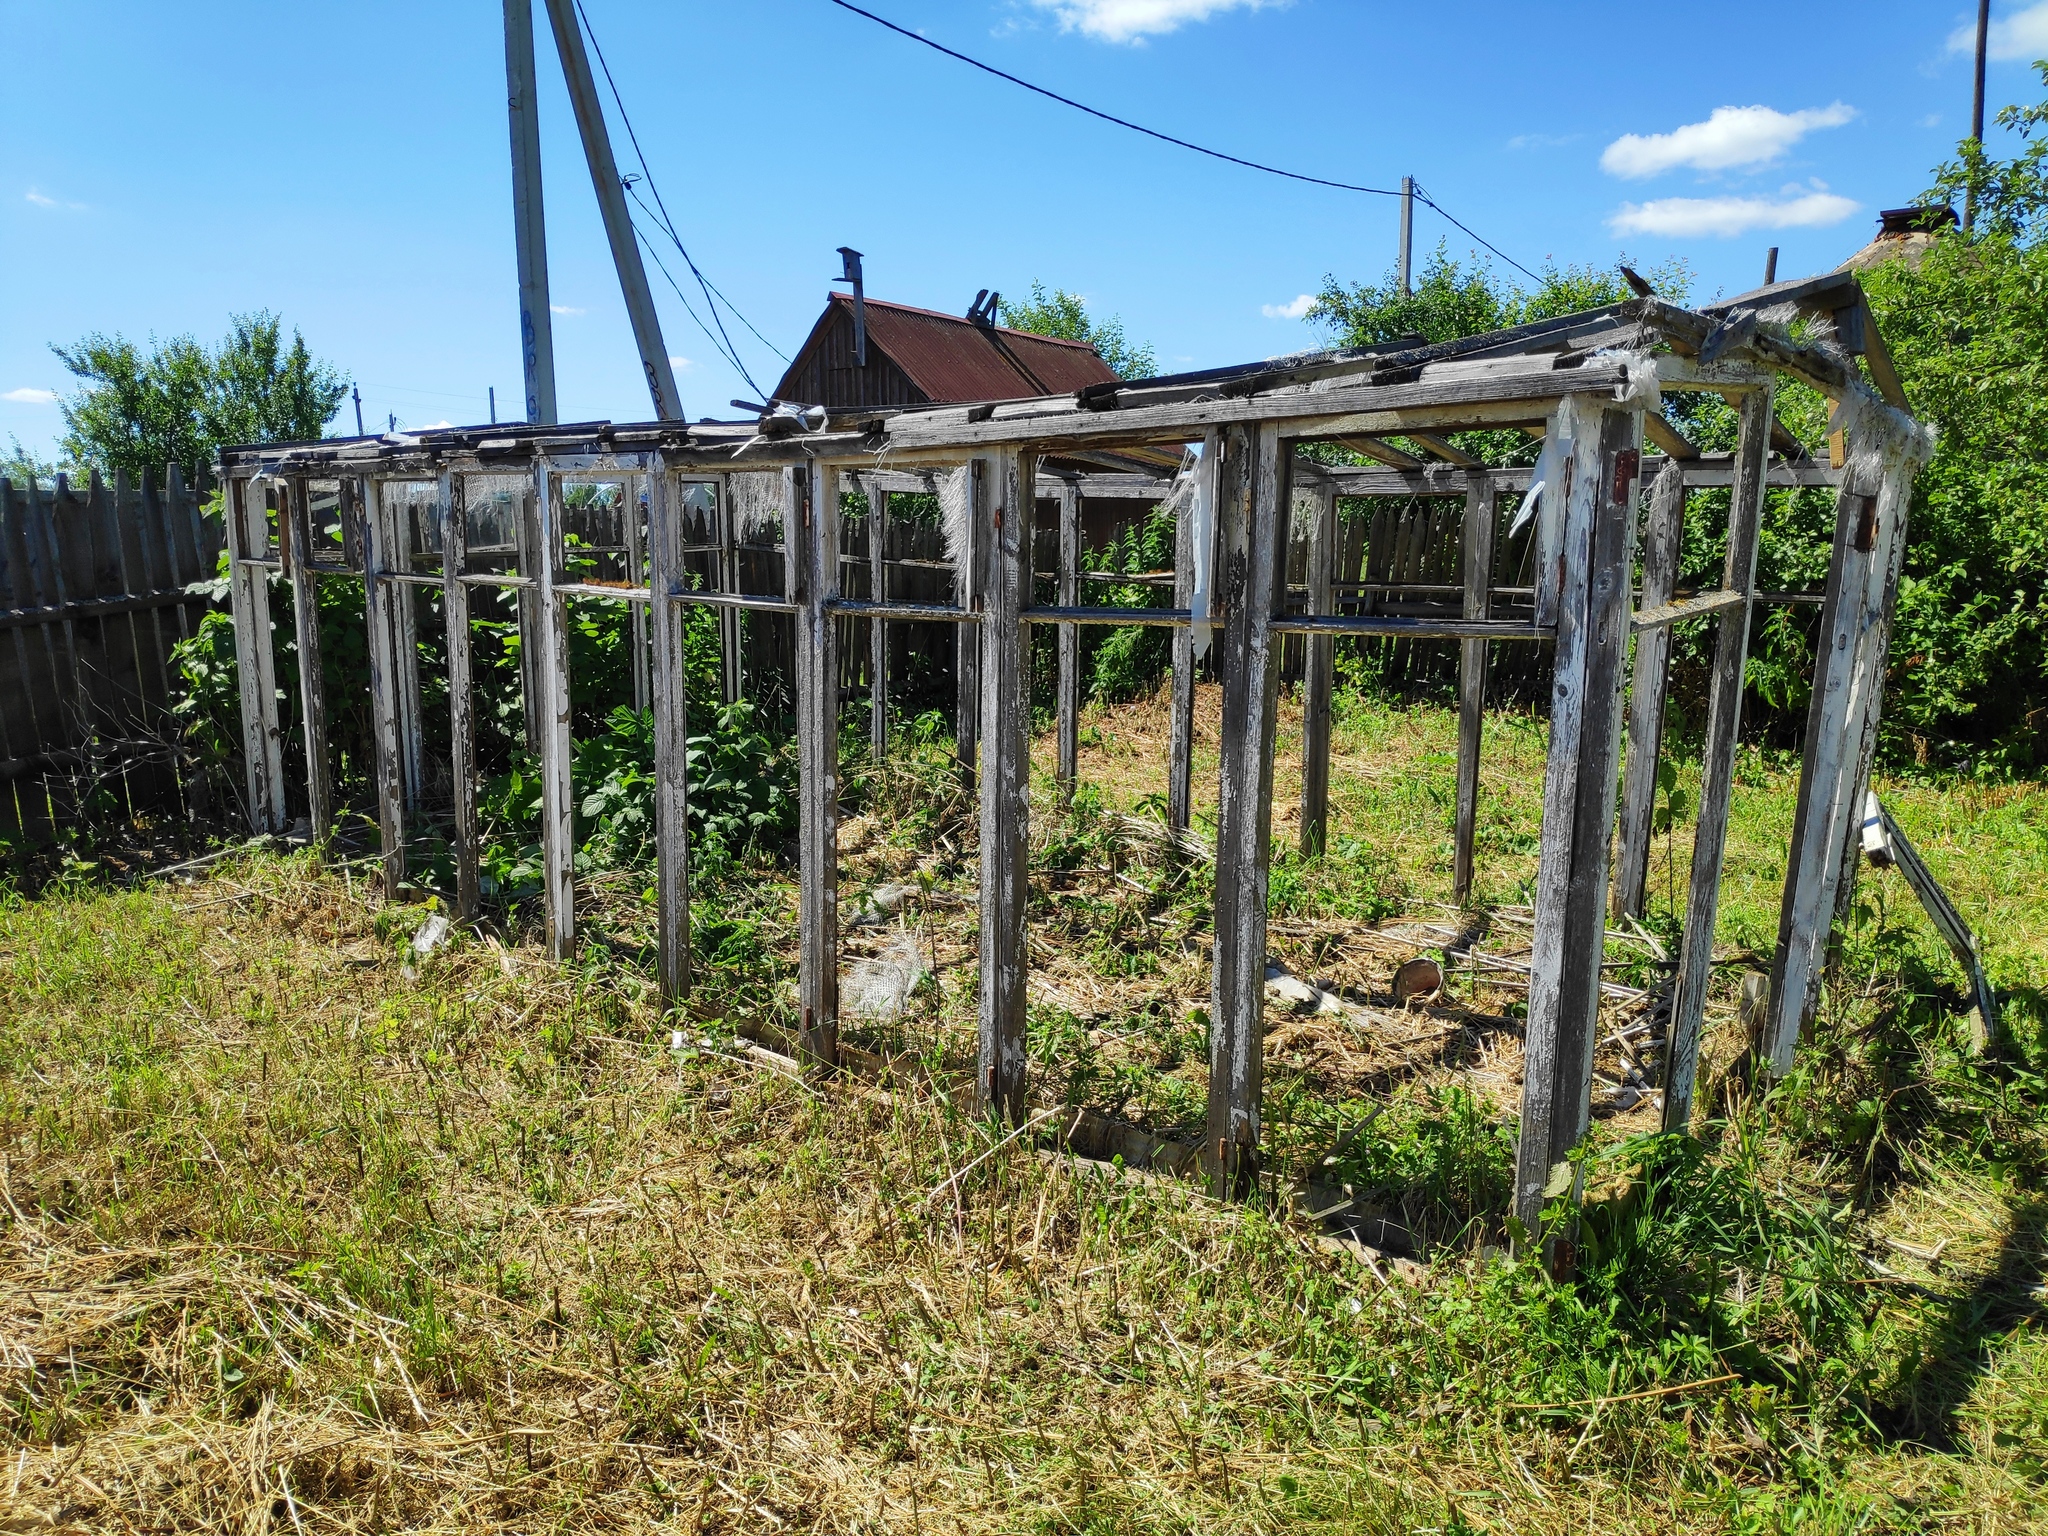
[1869,1193,2048,1452]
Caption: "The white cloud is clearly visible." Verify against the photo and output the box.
[1601,103,1856,179]
[2,388,58,404]
[669,355,694,370]
[1029,0,1281,43]
[1507,132,1580,151]
[1261,294,1314,320]
[1608,190,1860,239]
[417,420,454,430]
[1948,2,2048,61]
[23,188,84,210]
[550,303,586,316]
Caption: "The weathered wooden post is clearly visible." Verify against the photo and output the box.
[1055,479,1082,807]
[225,474,287,836]
[980,451,1035,1121]
[1513,396,1641,1254]
[1661,388,1773,1130]
[1452,469,1496,902]
[792,459,841,1068]
[530,458,576,958]
[648,465,693,1002]
[283,476,333,849]
[1764,406,1932,1074]
[1298,477,1336,856]
[359,475,408,895]
[1207,423,1290,1198]
[1611,458,1687,920]
[440,470,481,921]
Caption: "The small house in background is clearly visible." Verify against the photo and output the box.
[772,291,1120,410]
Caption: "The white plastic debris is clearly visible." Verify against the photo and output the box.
[411,913,451,958]
[1263,962,1323,1014]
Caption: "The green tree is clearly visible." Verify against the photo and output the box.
[998,282,1156,380]
[1308,242,1692,348]
[1858,61,2048,769]
[1,435,67,488]
[53,311,348,485]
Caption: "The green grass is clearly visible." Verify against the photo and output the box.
[0,690,2045,1532]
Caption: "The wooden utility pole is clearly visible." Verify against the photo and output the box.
[1398,175,1415,294]
[541,0,682,420]
[503,0,558,425]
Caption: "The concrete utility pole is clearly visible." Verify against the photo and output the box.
[504,0,559,425]
[1966,0,1991,233]
[1398,175,1414,295]
[541,0,681,421]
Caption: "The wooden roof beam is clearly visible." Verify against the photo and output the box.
[1402,431,1484,467]
[1335,435,1426,471]
[1642,413,1700,462]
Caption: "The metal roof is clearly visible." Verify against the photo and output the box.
[780,293,1120,405]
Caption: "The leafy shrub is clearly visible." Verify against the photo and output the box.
[478,699,795,899]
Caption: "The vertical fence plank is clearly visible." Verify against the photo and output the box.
[792,460,840,1068]
[1453,472,1498,903]
[114,470,175,716]
[516,481,545,755]
[1055,481,1081,808]
[100,472,152,733]
[1661,390,1773,1129]
[1298,479,1336,856]
[624,472,652,716]
[140,469,193,652]
[867,479,888,762]
[286,477,334,847]
[1,487,54,760]
[360,476,408,894]
[440,471,479,918]
[390,488,425,812]
[717,472,743,706]
[979,450,1034,1121]
[650,467,693,1001]
[1612,459,1688,920]
[1206,423,1290,1198]
[21,479,81,746]
[1514,400,1641,1254]
[531,458,576,959]
[226,476,287,834]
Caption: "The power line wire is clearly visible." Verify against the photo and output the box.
[1411,181,1544,286]
[827,0,1546,286]
[573,0,778,396]
[827,0,1402,196]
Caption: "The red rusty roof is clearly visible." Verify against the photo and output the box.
[780,292,1119,405]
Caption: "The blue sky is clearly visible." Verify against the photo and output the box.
[4,0,2043,460]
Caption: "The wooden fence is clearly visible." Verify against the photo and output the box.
[0,468,222,831]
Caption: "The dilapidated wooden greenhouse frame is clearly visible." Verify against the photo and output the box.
[218,268,1932,1244]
